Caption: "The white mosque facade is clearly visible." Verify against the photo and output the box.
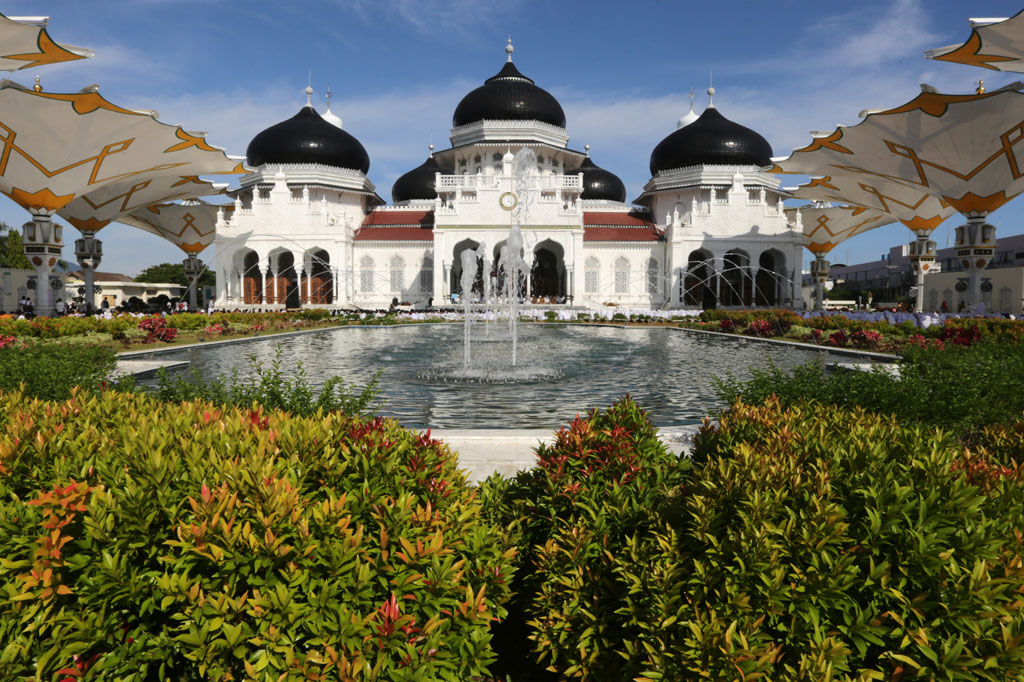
[214,44,803,310]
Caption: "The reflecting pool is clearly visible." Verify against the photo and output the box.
[153,324,844,429]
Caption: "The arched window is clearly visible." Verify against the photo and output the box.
[646,258,659,294]
[390,256,405,293]
[360,256,374,293]
[928,289,939,311]
[585,257,599,294]
[420,258,433,293]
[614,257,629,294]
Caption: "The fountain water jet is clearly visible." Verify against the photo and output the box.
[418,148,562,384]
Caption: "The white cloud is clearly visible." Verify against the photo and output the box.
[341,0,522,36]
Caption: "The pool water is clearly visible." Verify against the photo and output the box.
[153,324,843,429]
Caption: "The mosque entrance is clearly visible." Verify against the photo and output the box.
[755,250,784,307]
[243,251,262,304]
[531,242,564,300]
[307,249,333,304]
[683,250,716,308]
[275,252,301,308]
[452,239,484,299]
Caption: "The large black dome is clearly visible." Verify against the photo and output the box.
[246,105,370,173]
[649,107,772,176]
[392,154,442,203]
[566,156,626,202]
[453,61,566,128]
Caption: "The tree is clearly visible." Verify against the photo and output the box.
[134,262,215,288]
[0,222,31,269]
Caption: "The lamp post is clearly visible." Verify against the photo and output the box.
[907,231,937,312]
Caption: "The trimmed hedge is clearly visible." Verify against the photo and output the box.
[0,341,117,400]
[482,397,689,681]
[483,397,1024,681]
[0,388,514,681]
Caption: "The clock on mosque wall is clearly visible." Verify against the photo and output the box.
[499,192,518,211]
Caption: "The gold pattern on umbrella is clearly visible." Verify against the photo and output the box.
[786,204,895,255]
[59,175,226,233]
[0,14,92,71]
[789,172,956,233]
[774,87,1024,217]
[927,11,1024,72]
[120,200,232,255]
[0,85,244,214]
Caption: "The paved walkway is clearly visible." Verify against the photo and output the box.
[112,358,188,379]
[434,426,697,482]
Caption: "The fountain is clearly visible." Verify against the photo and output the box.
[418,148,562,384]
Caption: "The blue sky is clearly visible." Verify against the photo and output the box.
[5,0,1024,275]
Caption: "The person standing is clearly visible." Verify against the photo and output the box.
[55,298,66,316]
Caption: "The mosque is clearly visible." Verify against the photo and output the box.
[213,41,803,310]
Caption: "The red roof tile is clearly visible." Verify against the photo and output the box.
[584,227,664,242]
[361,210,434,227]
[354,227,434,241]
[355,209,434,241]
[583,211,656,227]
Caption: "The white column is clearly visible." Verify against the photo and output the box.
[22,213,63,317]
[260,267,268,306]
[810,255,829,311]
[956,217,995,314]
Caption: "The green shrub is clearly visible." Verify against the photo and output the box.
[0,342,117,400]
[628,398,1024,680]
[715,342,1024,436]
[0,388,514,681]
[164,313,209,331]
[150,348,381,419]
[611,312,627,322]
[544,310,558,322]
[481,397,689,681]
[295,308,331,321]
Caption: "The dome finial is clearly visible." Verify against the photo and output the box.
[707,72,715,108]
[688,85,695,112]
[506,36,514,62]
[977,79,985,94]
[33,75,42,92]
[325,84,332,108]
[585,143,590,157]
[428,143,435,157]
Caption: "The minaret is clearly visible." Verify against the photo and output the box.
[677,86,698,129]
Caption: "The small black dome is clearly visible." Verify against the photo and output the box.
[246,106,370,173]
[649,107,772,176]
[566,156,626,202]
[392,154,442,203]
[453,61,566,128]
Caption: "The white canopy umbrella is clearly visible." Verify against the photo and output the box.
[786,204,895,310]
[787,173,957,310]
[926,11,1024,72]
[58,175,227,308]
[0,81,243,314]
[119,200,233,309]
[774,85,1024,312]
[0,14,91,71]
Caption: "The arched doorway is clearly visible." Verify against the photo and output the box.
[531,240,564,299]
[721,250,751,307]
[683,250,715,308]
[242,251,262,304]
[452,239,483,299]
[756,250,785,307]
[308,249,333,304]
[276,252,301,309]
